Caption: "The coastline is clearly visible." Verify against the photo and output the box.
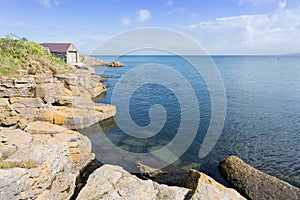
[0,54,299,199]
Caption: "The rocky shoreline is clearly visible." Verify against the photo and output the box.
[0,59,299,199]
[79,55,124,67]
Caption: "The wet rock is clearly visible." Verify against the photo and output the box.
[76,164,190,200]
[186,169,246,200]
[136,161,165,178]
[219,155,300,200]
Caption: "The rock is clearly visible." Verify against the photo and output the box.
[0,126,94,200]
[1,129,32,145]
[9,97,46,108]
[0,76,35,98]
[25,121,67,134]
[75,65,95,75]
[35,81,66,103]
[16,118,28,130]
[136,161,165,178]
[219,155,300,200]
[0,98,19,126]
[55,96,74,106]
[186,169,246,200]
[79,54,103,67]
[88,85,106,99]
[52,104,116,129]
[76,164,190,200]
[108,61,123,67]
[38,107,54,122]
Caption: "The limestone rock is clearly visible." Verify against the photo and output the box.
[136,161,165,178]
[79,54,103,67]
[0,98,19,126]
[1,129,32,145]
[76,164,190,200]
[88,85,106,99]
[219,155,300,200]
[186,169,246,200]
[9,97,45,108]
[16,118,28,130]
[53,104,116,129]
[0,76,35,98]
[25,121,67,134]
[108,61,123,67]
[0,126,94,200]
[35,81,66,103]
[9,97,47,122]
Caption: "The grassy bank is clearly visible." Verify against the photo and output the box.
[0,36,73,77]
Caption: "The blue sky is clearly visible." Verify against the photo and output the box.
[1,0,300,54]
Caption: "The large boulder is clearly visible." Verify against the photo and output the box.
[0,124,94,200]
[186,169,246,200]
[219,155,300,200]
[76,164,190,200]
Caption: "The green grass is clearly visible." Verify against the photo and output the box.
[0,35,74,77]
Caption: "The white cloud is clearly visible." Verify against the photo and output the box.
[121,17,131,26]
[188,7,300,54]
[167,0,174,7]
[278,0,287,9]
[36,0,60,7]
[138,9,151,22]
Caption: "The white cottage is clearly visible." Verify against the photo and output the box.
[41,43,79,64]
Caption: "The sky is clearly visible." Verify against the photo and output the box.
[1,0,300,55]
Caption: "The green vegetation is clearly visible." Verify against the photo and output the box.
[0,35,73,77]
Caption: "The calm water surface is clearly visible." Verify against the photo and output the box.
[81,55,300,187]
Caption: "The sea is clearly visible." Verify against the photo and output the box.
[80,55,300,187]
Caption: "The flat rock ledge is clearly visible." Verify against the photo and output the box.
[0,122,94,200]
[219,155,300,200]
[76,164,245,200]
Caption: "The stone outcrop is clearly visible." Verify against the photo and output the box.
[76,164,248,200]
[108,61,123,67]
[186,169,246,200]
[0,64,115,130]
[79,54,124,68]
[76,164,190,200]
[79,54,103,66]
[0,76,35,98]
[0,122,94,199]
[219,155,300,200]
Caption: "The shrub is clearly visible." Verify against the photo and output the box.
[0,35,74,77]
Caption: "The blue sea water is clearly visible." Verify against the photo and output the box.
[83,55,300,187]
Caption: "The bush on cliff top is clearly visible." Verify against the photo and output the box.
[0,36,73,77]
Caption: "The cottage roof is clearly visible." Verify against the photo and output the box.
[40,43,74,53]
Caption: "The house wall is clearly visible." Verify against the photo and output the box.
[52,52,67,63]
[67,44,79,63]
